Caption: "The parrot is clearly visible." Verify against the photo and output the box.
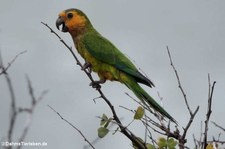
[56,8,176,123]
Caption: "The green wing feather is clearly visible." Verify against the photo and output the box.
[82,30,154,87]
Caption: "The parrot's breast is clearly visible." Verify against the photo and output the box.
[83,51,119,81]
[74,39,124,82]
[73,37,131,84]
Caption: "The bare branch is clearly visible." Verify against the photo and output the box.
[166,46,192,115]
[6,72,17,149]
[0,50,27,145]
[48,105,95,149]
[0,51,18,147]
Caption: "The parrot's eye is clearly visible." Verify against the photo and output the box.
[67,13,73,19]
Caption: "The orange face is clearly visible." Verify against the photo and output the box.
[56,10,87,33]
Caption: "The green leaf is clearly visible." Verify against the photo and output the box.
[146,143,156,149]
[158,137,167,149]
[167,138,177,149]
[134,106,145,120]
[100,114,108,126]
[97,127,109,138]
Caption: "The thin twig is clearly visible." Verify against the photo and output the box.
[26,75,36,105]
[166,46,192,115]
[119,105,134,113]
[211,121,225,132]
[48,105,95,149]
[192,134,198,149]
[0,50,27,75]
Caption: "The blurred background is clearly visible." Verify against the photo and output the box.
[0,0,225,148]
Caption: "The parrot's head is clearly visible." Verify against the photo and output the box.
[56,8,92,34]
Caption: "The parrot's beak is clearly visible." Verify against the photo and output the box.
[56,17,68,32]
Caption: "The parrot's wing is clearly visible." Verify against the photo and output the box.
[82,31,154,87]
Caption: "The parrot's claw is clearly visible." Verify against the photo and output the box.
[89,79,106,90]
[90,81,101,89]
[81,62,92,73]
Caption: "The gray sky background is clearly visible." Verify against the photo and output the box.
[0,0,225,148]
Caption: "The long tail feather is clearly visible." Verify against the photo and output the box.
[123,77,177,124]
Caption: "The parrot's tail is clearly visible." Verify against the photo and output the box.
[123,77,177,124]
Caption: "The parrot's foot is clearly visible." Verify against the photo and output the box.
[90,82,101,89]
[89,79,106,89]
[81,62,92,73]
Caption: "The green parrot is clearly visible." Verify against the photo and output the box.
[56,8,176,123]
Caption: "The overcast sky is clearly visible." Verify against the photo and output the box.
[1,0,225,148]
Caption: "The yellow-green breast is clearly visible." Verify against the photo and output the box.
[75,38,123,81]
